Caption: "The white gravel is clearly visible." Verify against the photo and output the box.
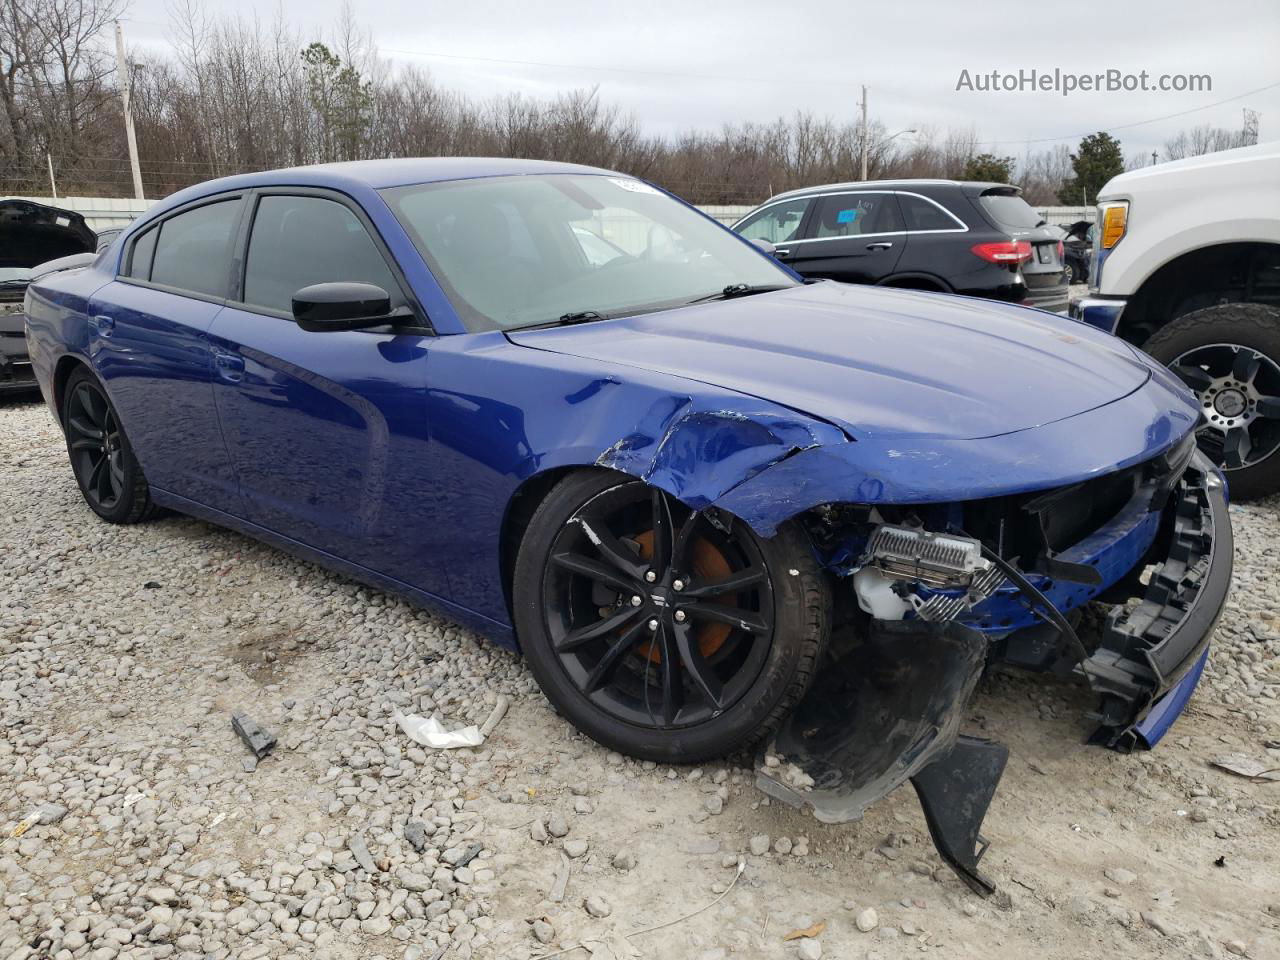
[3,396,1279,960]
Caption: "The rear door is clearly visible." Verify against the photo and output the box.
[206,188,449,597]
[88,195,244,511]
[892,191,972,288]
[785,192,905,283]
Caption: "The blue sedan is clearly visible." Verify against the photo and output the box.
[24,159,1230,893]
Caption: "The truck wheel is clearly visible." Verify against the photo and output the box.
[1144,303,1280,500]
[512,469,829,763]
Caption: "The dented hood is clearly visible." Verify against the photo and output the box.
[507,282,1152,441]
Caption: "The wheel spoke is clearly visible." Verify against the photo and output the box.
[583,620,648,694]
[551,552,637,595]
[649,489,673,577]
[670,509,701,574]
[673,622,724,710]
[1171,363,1214,393]
[682,565,767,598]
[108,456,125,495]
[1222,426,1252,469]
[67,416,102,441]
[1232,348,1260,384]
[575,517,648,581]
[1255,395,1280,419]
[70,437,103,453]
[657,623,683,725]
[87,454,108,501]
[556,605,643,652]
[681,602,768,635]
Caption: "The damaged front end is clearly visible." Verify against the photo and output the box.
[755,433,1232,895]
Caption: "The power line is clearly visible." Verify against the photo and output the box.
[977,79,1280,146]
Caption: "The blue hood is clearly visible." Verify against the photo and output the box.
[508,282,1154,441]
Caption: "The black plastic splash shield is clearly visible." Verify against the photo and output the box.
[755,619,1007,894]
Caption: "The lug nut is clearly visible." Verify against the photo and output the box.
[644,571,657,583]
[630,595,642,607]
[647,618,659,631]
[674,610,687,623]
[672,579,684,591]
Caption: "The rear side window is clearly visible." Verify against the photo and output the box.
[242,195,400,315]
[734,198,810,244]
[899,194,965,232]
[126,226,157,280]
[976,193,1044,230]
[150,199,240,297]
[810,194,903,238]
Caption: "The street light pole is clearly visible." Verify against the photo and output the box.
[859,85,869,181]
[114,20,145,201]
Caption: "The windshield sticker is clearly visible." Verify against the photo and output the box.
[608,178,663,196]
[836,209,859,224]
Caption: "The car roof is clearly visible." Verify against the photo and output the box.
[162,158,620,203]
[765,179,1018,203]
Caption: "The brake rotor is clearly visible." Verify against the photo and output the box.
[631,529,735,662]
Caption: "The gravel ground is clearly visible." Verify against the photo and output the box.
[3,395,1279,960]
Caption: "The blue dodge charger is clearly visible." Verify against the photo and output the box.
[24,158,1231,892]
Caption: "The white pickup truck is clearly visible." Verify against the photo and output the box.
[1071,141,1280,499]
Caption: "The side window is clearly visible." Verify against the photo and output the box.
[899,194,963,232]
[810,194,903,238]
[242,195,401,315]
[126,226,157,280]
[149,199,240,296]
[734,198,810,244]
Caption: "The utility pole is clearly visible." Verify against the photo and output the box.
[859,85,869,181]
[46,152,58,200]
[114,20,144,201]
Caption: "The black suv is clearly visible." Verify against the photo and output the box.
[731,180,1068,313]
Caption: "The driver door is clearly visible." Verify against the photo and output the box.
[206,189,449,597]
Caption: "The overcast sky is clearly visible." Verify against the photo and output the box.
[123,0,1280,160]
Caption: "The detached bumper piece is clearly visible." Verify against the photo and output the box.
[1083,455,1232,751]
[755,620,1008,896]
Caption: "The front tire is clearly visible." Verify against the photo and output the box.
[512,470,829,763]
[1144,303,1280,500]
[61,367,156,523]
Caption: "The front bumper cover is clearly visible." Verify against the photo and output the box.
[755,452,1230,895]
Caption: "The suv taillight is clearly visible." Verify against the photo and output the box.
[971,240,1032,264]
[1057,240,1065,262]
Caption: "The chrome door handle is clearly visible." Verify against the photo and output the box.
[866,242,894,251]
[213,350,245,382]
[90,314,115,337]
[774,248,792,258]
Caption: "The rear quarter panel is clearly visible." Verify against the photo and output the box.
[24,265,113,416]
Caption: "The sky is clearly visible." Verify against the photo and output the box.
[122,0,1280,160]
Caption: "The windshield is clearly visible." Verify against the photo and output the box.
[381,174,796,331]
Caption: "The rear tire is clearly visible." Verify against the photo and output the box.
[1144,303,1280,500]
[512,469,829,763]
[61,367,156,523]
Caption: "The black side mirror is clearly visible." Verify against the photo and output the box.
[749,238,777,257]
[292,282,404,332]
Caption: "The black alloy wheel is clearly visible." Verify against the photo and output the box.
[61,367,155,523]
[513,470,828,763]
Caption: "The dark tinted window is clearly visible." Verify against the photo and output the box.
[900,194,964,232]
[126,226,157,280]
[976,193,1044,230]
[150,199,240,296]
[243,195,400,314]
[810,193,903,238]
